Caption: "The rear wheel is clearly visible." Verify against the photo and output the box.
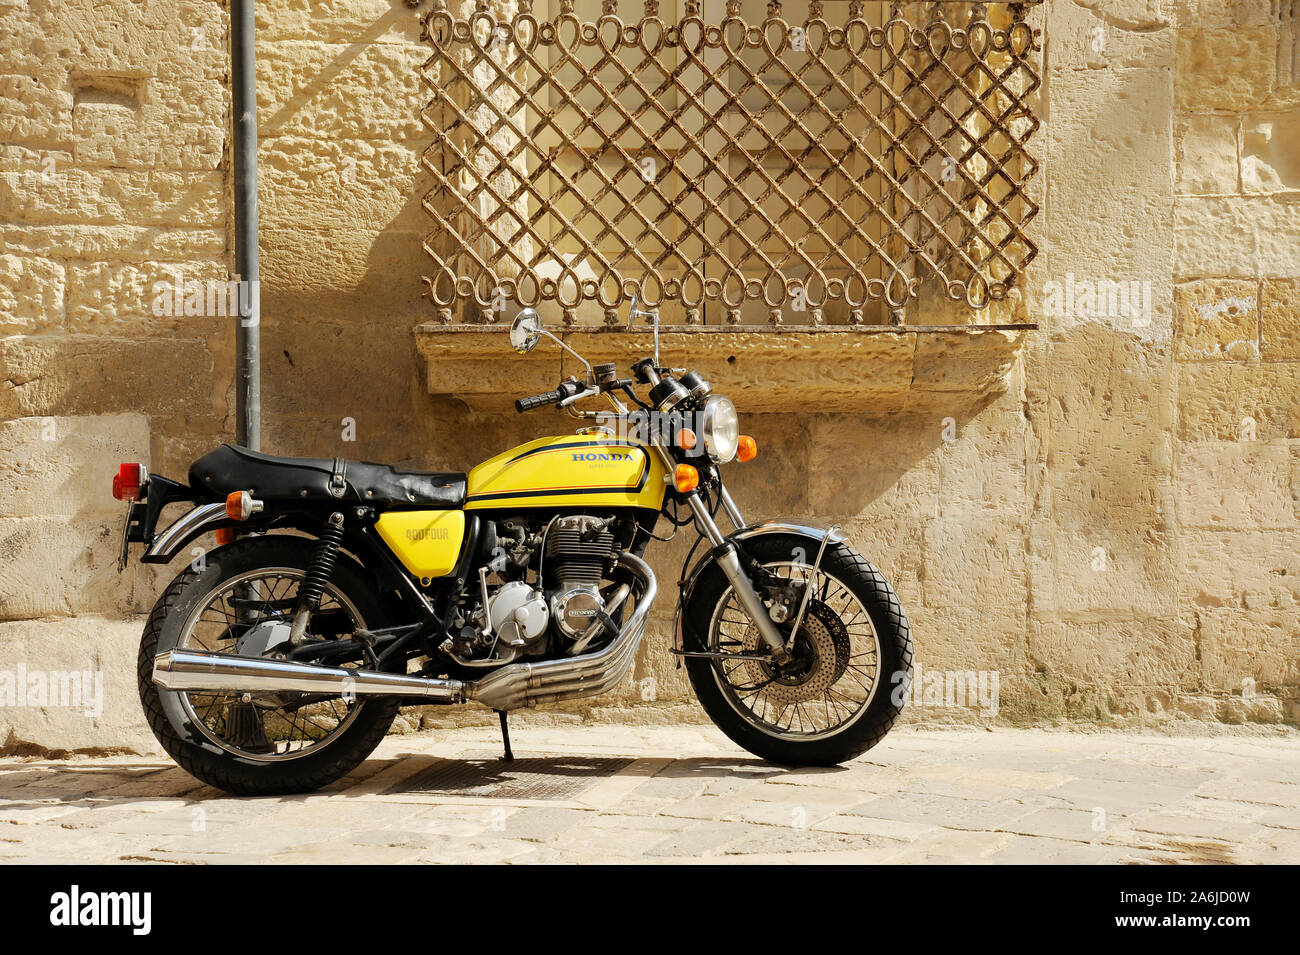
[684,534,912,766]
[138,535,401,795]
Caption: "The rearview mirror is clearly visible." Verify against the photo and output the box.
[627,292,661,370]
[509,308,542,354]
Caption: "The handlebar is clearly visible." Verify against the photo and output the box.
[515,388,567,413]
[516,363,674,414]
[515,378,590,413]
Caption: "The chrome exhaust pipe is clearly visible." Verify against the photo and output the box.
[153,649,467,701]
[469,552,656,710]
[152,552,657,711]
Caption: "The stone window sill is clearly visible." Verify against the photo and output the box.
[414,324,1035,415]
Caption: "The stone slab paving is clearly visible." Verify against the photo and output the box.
[0,724,1297,864]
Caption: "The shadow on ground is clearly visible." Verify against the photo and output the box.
[0,752,848,806]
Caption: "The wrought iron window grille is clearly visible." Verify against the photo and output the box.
[414,0,1043,328]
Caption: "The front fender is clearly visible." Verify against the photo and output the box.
[672,519,848,651]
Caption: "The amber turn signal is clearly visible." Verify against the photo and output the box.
[676,427,697,451]
[224,490,263,521]
[673,463,699,493]
[737,435,757,462]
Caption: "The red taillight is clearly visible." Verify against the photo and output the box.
[112,463,146,501]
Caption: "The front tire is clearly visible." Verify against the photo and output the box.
[684,533,912,766]
[138,535,401,796]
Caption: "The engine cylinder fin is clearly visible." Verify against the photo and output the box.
[544,516,616,587]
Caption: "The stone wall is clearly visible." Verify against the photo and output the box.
[1,0,231,752]
[1,0,1297,752]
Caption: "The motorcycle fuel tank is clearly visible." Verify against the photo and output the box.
[465,436,666,510]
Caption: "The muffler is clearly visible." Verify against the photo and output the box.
[153,648,467,700]
[152,552,656,711]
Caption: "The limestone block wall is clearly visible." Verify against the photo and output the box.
[1,0,1297,751]
[1,0,233,480]
[1166,0,1300,721]
[1,0,233,752]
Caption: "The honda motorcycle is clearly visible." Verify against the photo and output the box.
[115,303,912,795]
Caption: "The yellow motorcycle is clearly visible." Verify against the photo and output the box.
[116,305,912,794]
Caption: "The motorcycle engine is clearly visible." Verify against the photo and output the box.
[442,514,619,667]
[545,515,616,640]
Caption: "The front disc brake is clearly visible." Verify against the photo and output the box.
[738,600,851,704]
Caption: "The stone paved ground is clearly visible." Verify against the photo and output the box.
[1,724,1297,864]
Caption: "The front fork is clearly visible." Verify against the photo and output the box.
[681,489,791,664]
[654,434,791,664]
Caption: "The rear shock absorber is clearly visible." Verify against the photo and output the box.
[289,511,345,646]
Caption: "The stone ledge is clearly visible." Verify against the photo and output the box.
[415,324,1034,415]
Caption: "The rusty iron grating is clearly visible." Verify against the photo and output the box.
[388,755,634,799]
[416,0,1043,325]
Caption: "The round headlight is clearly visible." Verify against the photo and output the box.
[701,395,739,464]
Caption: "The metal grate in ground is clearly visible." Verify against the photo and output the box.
[386,754,635,800]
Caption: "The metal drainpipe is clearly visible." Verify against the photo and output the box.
[231,0,261,451]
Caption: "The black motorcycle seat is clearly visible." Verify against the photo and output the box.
[189,444,466,509]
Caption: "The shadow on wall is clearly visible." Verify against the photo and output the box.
[816,395,1006,521]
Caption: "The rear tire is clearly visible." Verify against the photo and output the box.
[684,534,912,766]
[137,535,401,796]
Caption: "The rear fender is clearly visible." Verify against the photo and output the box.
[119,474,226,565]
[141,500,235,563]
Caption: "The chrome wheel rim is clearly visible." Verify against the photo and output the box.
[176,567,369,762]
[708,561,882,741]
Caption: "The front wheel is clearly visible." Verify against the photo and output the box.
[683,533,912,766]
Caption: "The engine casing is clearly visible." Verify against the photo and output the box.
[488,580,548,648]
[544,515,616,640]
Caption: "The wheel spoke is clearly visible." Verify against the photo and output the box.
[707,559,883,739]
[176,568,367,762]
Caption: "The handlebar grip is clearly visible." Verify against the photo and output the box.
[515,389,565,413]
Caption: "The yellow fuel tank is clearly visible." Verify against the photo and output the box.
[466,436,666,510]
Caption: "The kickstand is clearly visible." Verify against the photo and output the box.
[496,709,514,762]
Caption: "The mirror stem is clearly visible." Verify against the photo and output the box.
[627,292,661,370]
[537,327,593,382]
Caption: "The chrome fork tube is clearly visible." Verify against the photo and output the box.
[718,484,745,530]
[684,490,726,546]
[656,430,786,661]
[683,489,788,661]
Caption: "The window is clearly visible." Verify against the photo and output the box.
[418,0,1042,326]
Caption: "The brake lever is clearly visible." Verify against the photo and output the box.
[559,385,599,409]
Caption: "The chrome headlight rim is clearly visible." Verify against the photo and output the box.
[701,395,739,464]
